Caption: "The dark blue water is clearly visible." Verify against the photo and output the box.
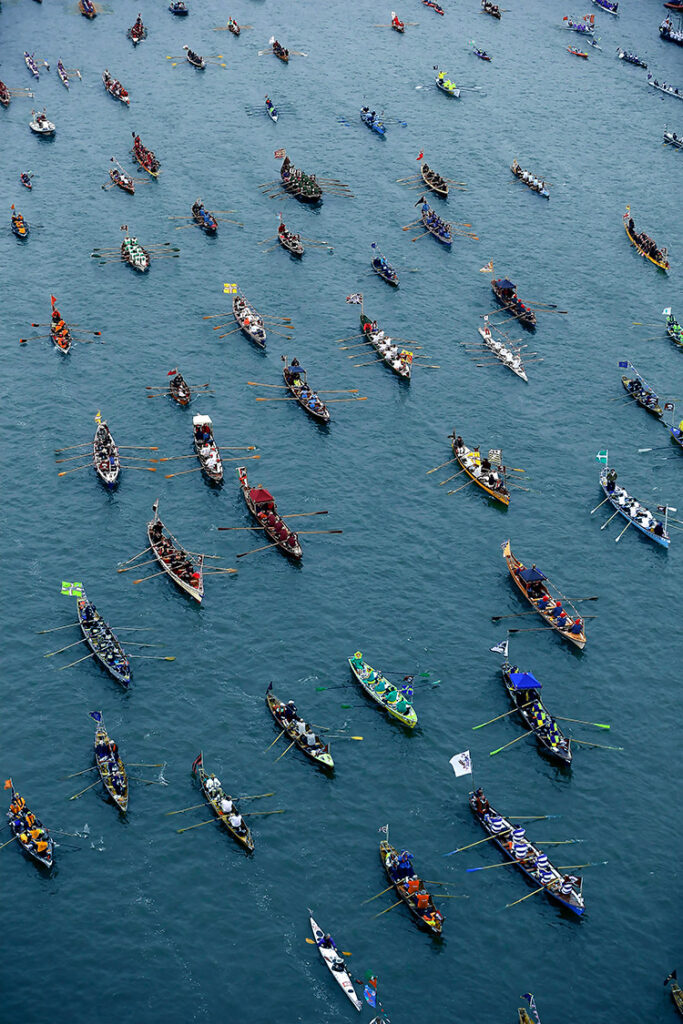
[1,0,682,1021]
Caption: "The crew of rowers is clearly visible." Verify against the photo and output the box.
[203,775,248,835]
[436,70,458,94]
[421,163,447,191]
[79,600,130,677]
[95,735,127,796]
[481,0,501,16]
[360,107,386,131]
[280,157,321,198]
[272,40,289,60]
[452,436,508,494]
[253,501,300,550]
[362,320,412,377]
[132,134,159,173]
[192,200,218,231]
[384,848,443,930]
[7,790,52,862]
[227,17,239,32]
[603,470,667,537]
[420,199,451,240]
[277,699,328,754]
[513,567,584,634]
[278,222,303,250]
[627,217,666,260]
[94,424,119,478]
[150,520,202,587]
[265,95,277,115]
[666,313,683,343]
[51,307,71,349]
[104,71,129,101]
[566,18,593,33]
[131,13,145,36]
[234,295,267,341]
[186,48,204,66]
[623,377,660,413]
[660,17,683,43]
[481,316,525,374]
[494,282,535,321]
[391,12,404,29]
[284,360,326,414]
[647,73,680,97]
[373,253,398,281]
[194,421,222,476]
[472,790,577,898]
[512,160,548,194]
[619,50,645,65]
[350,653,412,715]
[11,209,28,236]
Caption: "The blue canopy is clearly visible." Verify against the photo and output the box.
[288,365,305,375]
[518,566,547,583]
[509,671,542,690]
[496,279,515,290]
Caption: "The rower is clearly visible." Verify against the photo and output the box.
[416,890,430,911]
[488,813,507,835]
[219,796,233,815]
[228,811,244,831]
[317,933,336,950]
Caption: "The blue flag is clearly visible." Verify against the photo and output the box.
[371,241,377,249]
[618,361,629,368]
[89,711,103,723]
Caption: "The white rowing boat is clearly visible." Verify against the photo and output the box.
[309,914,361,1012]
[477,320,528,381]
[647,73,683,100]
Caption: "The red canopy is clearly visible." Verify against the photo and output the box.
[249,487,273,503]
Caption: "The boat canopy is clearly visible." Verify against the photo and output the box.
[288,365,305,375]
[193,414,212,426]
[509,671,542,690]
[250,487,273,503]
[517,566,547,583]
[496,278,515,290]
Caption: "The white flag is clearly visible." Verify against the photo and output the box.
[490,639,508,656]
[378,824,389,835]
[662,308,671,316]
[450,750,472,777]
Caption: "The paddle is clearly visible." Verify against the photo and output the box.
[37,622,79,635]
[305,938,352,955]
[263,731,285,752]
[274,739,296,762]
[241,809,285,817]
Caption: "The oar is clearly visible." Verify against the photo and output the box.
[472,701,535,730]
[63,766,97,779]
[128,655,176,661]
[0,835,19,852]
[44,638,87,657]
[295,530,342,535]
[263,731,285,752]
[361,885,394,905]
[447,478,477,495]
[69,778,101,800]
[58,465,92,477]
[177,817,220,834]
[426,456,457,474]
[118,546,152,566]
[615,521,631,543]
[237,543,279,559]
[274,740,296,762]
[372,900,404,919]
[570,739,623,751]
[127,763,166,767]
[490,732,533,756]
[118,558,158,573]
[439,469,467,486]
[238,793,275,801]
[505,886,547,909]
[133,570,175,584]
[443,830,511,856]
[59,653,94,671]
[37,622,79,635]
[241,809,285,817]
[590,496,611,514]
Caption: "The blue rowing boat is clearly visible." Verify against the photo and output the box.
[360,107,386,136]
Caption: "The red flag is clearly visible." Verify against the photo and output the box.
[4,779,13,790]
[417,151,424,161]
[191,753,203,774]
[50,294,57,305]
[167,367,178,376]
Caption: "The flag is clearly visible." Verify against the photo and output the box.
[595,450,608,463]
[665,970,678,985]
[399,684,414,700]
[449,750,472,777]
[4,779,13,790]
[662,308,672,316]
[488,448,502,465]
[417,150,424,160]
[346,293,362,304]
[364,985,377,1008]
[61,581,83,597]
[479,260,493,273]
[89,711,103,723]
[223,283,237,294]
[371,242,377,249]
[94,410,102,424]
[191,753,203,774]
[378,824,388,835]
[50,294,57,305]
[618,361,629,368]
[657,505,677,513]
[274,147,286,159]
[664,402,675,411]
[167,367,178,376]
[521,993,541,1024]
[490,639,509,656]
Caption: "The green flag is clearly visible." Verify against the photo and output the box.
[595,450,608,464]
[61,581,83,597]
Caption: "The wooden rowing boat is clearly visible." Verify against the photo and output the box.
[469,790,585,914]
[420,203,452,244]
[50,309,71,353]
[184,46,206,68]
[265,685,334,769]
[191,200,218,233]
[667,974,683,1017]
[272,40,289,62]
[481,0,501,17]
[78,587,131,687]
[348,653,417,727]
[449,433,510,505]
[233,294,267,347]
[420,163,449,197]
[309,914,361,1011]
[623,208,669,271]
[599,467,670,548]
[121,235,150,272]
[282,358,330,422]
[280,156,322,203]
[519,1009,534,1024]
[193,752,254,851]
[371,255,399,285]
[477,319,527,379]
[93,421,120,487]
[501,662,572,765]
[502,540,587,648]
[148,499,204,601]
[621,374,662,417]
[228,19,240,35]
[93,716,129,811]
[11,211,29,239]
[102,70,130,104]
[56,60,70,88]
[435,74,460,97]
[79,0,96,18]
[510,159,549,198]
[169,372,192,405]
[379,840,444,934]
[110,167,135,193]
[491,278,537,328]
[128,20,147,44]
[192,414,223,483]
[131,133,160,177]
[6,785,54,869]
[0,81,11,107]
[666,312,683,348]
[237,466,303,558]
[277,222,303,256]
[360,314,411,378]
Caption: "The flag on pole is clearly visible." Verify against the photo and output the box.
[521,993,541,1024]
[488,448,502,466]
[346,293,363,304]
[449,750,472,777]
[89,711,103,723]
[595,450,608,463]
[4,779,13,790]
[417,151,424,160]
[50,294,57,305]
[371,242,377,249]
[662,308,672,316]
[61,581,83,597]
[167,367,178,376]
[274,148,286,159]
[378,824,389,835]
[223,283,237,294]
[618,361,629,368]
[490,639,509,656]
[191,753,203,774]
[94,410,102,424]
[479,260,493,273]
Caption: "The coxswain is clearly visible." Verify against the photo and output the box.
[473,788,489,815]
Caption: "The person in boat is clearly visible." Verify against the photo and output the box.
[282,700,297,722]
[403,876,420,895]
[473,788,490,815]
[570,617,583,634]
[228,811,245,832]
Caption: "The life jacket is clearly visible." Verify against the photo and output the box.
[416,892,430,909]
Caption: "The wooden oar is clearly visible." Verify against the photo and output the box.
[615,521,631,543]
[443,830,511,856]
[44,638,87,657]
[165,803,206,816]
[361,885,395,905]
[274,739,296,762]
[69,778,101,800]
[569,739,623,751]
[128,655,176,661]
[447,478,476,495]
[426,456,457,474]
[439,469,466,486]
[37,622,80,635]
[133,570,173,584]
[237,543,278,558]
[58,465,92,477]
[177,817,220,834]
[118,558,158,573]
[0,835,19,851]
[59,653,94,671]
[372,900,403,919]
[472,701,535,730]
[241,809,285,817]
[505,886,546,909]
[296,530,342,535]
[489,732,533,756]
[63,766,97,779]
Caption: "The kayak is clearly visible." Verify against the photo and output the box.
[309,914,361,1012]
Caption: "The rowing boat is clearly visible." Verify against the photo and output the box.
[228,18,240,35]
[24,52,41,78]
[193,752,254,851]
[617,49,647,68]
[360,313,412,378]
[192,414,223,483]
[360,107,387,135]
[501,662,572,765]
[132,133,160,177]
[283,358,330,422]
[591,0,618,13]
[423,0,445,12]
[664,128,683,149]
[371,255,399,285]
[449,433,510,504]
[79,0,96,17]
[265,95,278,121]
[666,973,683,1016]
[272,40,289,62]
[265,685,334,769]
[191,199,218,233]
[110,167,135,193]
[169,372,192,405]
[420,163,449,197]
[237,466,303,558]
[233,294,267,347]
[510,159,549,199]
[563,14,594,34]
[128,19,147,44]
[660,17,683,45]
[50,309,71,353]
[56,60,70,87]
[11,210,29,239]
[379,840,444,934]
[477,319,528,380]
[623,208,669,271]
[309,914,361,1011]
[491,278,537,328]
[93,715,129,811]
[93,420,120,487]
[78,588,131,687]
[169,2,189,14]
[280,155,323,203]
[391,12,405,31]
[420,201,452,245]
[6,784,54,869]
[481,0,501,17]
[103,70,130,105]
[0,81,10,107]
[20,172,32,189]
[435,74,460,97]
[666,312,683,348]
[502,540,586,647]
[519,1011,534,1024]
[647,73,683,101]
[599,467,670,548]
[469,790,585,914]
[621,374,662,417]
[148,499,204,602]
[348,652,418,727]
[121,235,150,272]
[183,46,206,68]
[277,222,304,256]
